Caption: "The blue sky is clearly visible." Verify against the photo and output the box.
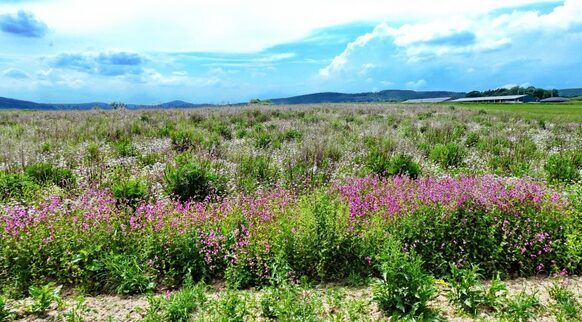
[0,0,581,104]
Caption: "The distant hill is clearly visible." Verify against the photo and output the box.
[270,90,466,105]
[1,87,580,110]
[0,97,212,110]
[0,97,56,110]
[155,100,212,108]
[559,88,582,97]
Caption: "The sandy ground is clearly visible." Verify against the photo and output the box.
[6,276,581,321]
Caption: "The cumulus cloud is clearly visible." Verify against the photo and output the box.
[0,10,48,38]
[319,23,394,77]
[319,0,582,78]
[50,51,147,76]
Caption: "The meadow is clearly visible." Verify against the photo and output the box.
[0,102,581,321]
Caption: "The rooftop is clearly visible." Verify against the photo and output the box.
[540,97,570,103]
[450,95,528,102]
[403,97,453,103]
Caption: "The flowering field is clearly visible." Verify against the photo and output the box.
[0,103,581,320]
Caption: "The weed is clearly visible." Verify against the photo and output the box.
[28,283,62,315]
[372,237,437,319]
[503,290,540,322]
[446,264,485,316]
[548,282,580,321]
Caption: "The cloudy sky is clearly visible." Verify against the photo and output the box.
[1,0,581,104]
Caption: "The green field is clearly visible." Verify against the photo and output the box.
[0,104,581,321]
[449,101,582,122]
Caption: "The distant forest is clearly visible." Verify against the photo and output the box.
[466,86,559,99]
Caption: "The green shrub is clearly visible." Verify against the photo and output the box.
[212,290,251,322]
[397,205,570,277]
[386,154,421,179]
[112,140,137,157]
[84,142,102,164]
[25,163,76,188]
[281,128,303,141]
[40,142,52,153]
[254,131,276,149]
[164,161,226,202]
[104,254,155,295]
[446,264,485,316]
[138,152,162,166]
[429,143,464,168]
[164,282,207,322]
[484,274,509,314]
[465,132,480,147]
[545,153,581,183]
[28,283,62,315]
[365,151,421,178]
[111,178,148,208]
[372,238,436,319]
[170,130,193,152]
[238,155,278,192]
[0,172,38,201]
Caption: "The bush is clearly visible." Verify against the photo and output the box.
[465,132,480,147]
[372,238,436,319]
[429,143,464,168]
[170,130,193,152]
[104,254,155,295]
[25,163,76,188]
[254,131,276,149]
[281,128,303,141]
[397,204,570,276]
[112,140,137,157]
[0,172,38,201]
[111,178,148,208]
[446,264,484,315]
[165,161,226,202]
[238,155,278,192]
[365,151,421,178]
[545,153,581,183]
[386,154,421,179]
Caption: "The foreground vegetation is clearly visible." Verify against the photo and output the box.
[0,103,581,320]
[2,277,581,321]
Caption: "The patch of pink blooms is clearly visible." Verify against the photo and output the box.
[333,175,566,225]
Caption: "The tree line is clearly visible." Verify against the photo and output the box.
[466,86,559,99]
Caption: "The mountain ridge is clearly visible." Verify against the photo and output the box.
[1,88,580,110]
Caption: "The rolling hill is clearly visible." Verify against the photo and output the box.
[1,87,580,110]
[559,88,582,97]
[270,90,466,104]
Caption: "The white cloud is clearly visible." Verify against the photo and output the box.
[319,23,393,77]
[405,79,426,88]
[318,0,582,78]
[359,63,376,76]
[0,0,557,54]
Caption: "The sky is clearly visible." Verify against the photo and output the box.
[0,0,581,104]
